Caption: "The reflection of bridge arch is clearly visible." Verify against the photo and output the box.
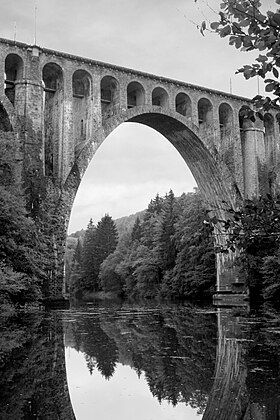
[203,309,267,420]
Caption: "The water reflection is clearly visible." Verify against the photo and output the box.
[0,312,75,420]
[2,303,280,419]
[63,302,217,419]
[204,306,280,419]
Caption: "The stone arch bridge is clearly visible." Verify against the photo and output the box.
[0,37,279,300]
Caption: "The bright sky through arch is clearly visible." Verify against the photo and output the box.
[68,123,196,232]
[0,0,276,232]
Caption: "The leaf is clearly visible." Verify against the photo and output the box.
[210,21,220,30]
[235,37,242,49]
[272,13,280,26]
[220,24,231,37]
[244,68,253,79]
[266,82,276,92]
[200,20,206,36]
[256,55,268,62]
[273,67,279,78]
[239,18,251,27]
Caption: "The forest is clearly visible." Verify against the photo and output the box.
[67,189,216,300]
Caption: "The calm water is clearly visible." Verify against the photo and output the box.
[1,301,280,419]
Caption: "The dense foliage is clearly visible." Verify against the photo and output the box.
[208,195,280,300]
[69,190,216,300]
[0,133,45,312]
[199,0,280,111]
[0,131,67,312]
[70,214,119,297]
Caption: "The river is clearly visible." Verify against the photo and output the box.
[1,300,280,419]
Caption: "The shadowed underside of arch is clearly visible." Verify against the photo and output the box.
[64,106,237,216]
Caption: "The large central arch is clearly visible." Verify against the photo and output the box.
[63,106,239,294]
[65,105,237,217]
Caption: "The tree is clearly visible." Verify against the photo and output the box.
[156,190,178,272]
[160,192,215,299]
[68,238,84,297]
[131,216,143,242]
[0,133,45,309]
[99,231,131,296]
[199,0,280,111]
[81,219,97,292]
[93,214,118,289]
[99,250,124,295]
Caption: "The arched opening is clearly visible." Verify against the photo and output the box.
[198,98,213,126]
[152,87,169,108]
[127,81,145,108]
[66,111,235,302]
[100,76,120,119]
[5,53,24,105]
[175,92,191,118]
[0,102,12,132]
[42,63,64,177]
[72,70,92,146]
[219,103,233,140]
[239,105,252,134]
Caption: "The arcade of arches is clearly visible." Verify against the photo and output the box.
[0,37,279,299]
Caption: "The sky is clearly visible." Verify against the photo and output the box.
[66,347,202,420]
[0,0,277,232]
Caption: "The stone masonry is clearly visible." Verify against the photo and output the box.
[1,37,279,299]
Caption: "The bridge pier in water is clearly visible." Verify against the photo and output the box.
[0,37,279,301]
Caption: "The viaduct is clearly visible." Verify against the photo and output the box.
[0,37,279,300]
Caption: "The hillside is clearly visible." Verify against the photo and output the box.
[114,209,145,237]
[68,210,145,239]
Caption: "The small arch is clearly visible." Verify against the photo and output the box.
[43,62,63,92]
[198,98,213,126]
[5,53,24,105]
[152,87,169,108]
[72,69,91,98]
[0,102,12,132]
[101,75,120,119]
[219,103,233,139]
[72,70,92,145]
[127,81,145,108]
[238,105,253,131]
[175,92,191,117]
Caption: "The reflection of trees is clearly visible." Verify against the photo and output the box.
[70,316,118,379]
[66,303,217,413]
[0,313,75,420]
